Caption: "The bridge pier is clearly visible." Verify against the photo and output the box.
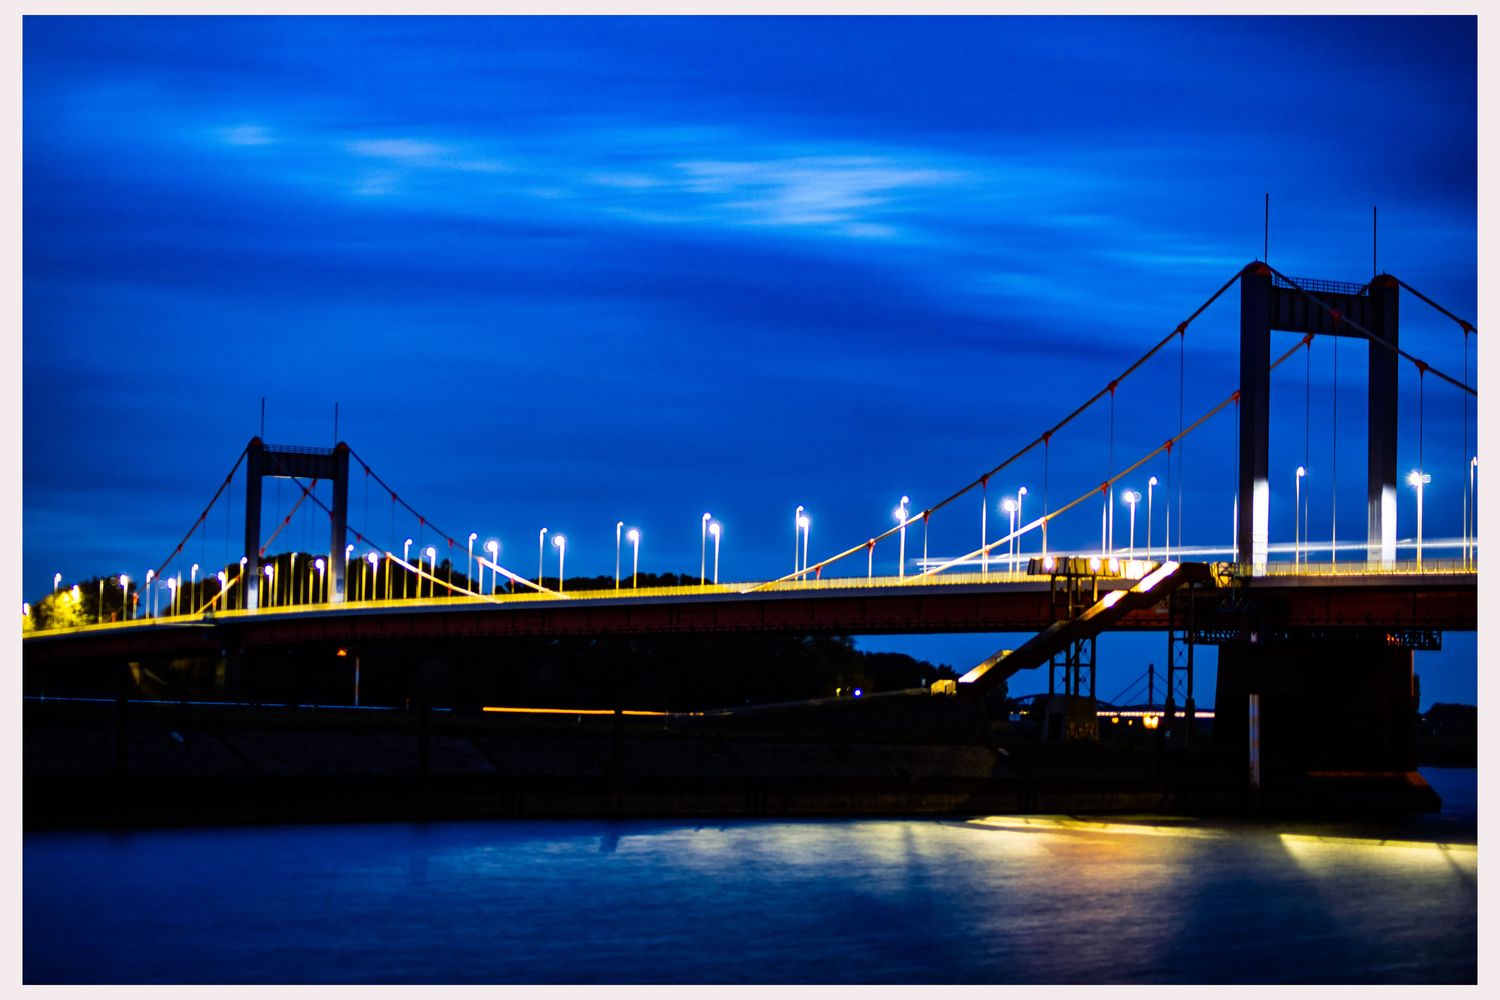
[243,439,351,609]
[1212,636,1435,808]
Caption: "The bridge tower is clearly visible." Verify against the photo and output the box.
[1237,264,1400,569]
[243,439,351,609]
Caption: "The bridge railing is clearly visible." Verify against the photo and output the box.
[1233,559,1473,578]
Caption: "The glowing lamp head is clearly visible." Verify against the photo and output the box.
[120,574,129,587]
[239,557,247,567]
[1297,466,1306,478]
[22,603,29,615]
[345,544,355,557]
[146,569,155,584]
[71,584,80,600]
[404,537,413,548]
[191,563,199,575]
[852,688,863,698]
[1124,490,1141,504]
[1018,486,1028,497]
[315,558,325,571]
[167,578,176,590]
[1001,498,1017,513]
[368,552,379,567]
[702,512,711,524]
[1149,475,1158,487]
[797,515,810,530]
[1089,557,1102,573]
[217,571,227,585]
[709,522,721,538]
[468,532,477,544]
[53,572,61,587]
[1407,470,1430,487]
[616,521,624,530]
[627,529,639,542]
[1043,555,1056,572]
[485,540,498,556]
[553,534,566,549]
[795,504,804,515]
[425,546,436,560]
[1108,558,1119,573]
[264,565,273,577]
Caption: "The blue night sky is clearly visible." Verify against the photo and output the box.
[21,15,1478,705]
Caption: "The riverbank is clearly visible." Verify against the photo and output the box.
[23,696,1438,829]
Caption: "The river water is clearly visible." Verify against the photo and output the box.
[23,769,1476,984]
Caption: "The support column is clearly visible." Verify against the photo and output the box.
[330,443,351,603]
[1368,276,1400,566]
[1238,265,1273,570]
[243,438,264,610]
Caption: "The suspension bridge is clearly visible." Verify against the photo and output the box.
[23,259,1478,766]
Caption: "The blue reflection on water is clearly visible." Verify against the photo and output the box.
[24,770,1475,984]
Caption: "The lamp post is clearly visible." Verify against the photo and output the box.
[1295,466,1306,569]
[145,570,155,618]
[467,533,477,593]
[53,572,61,596]
[485,540,499,595]
[264,564,275,609]
[288,554,297,605]
[98,578,105,624]
[1471,456,1479,570]
[190,563,199,612]
[1408,470,1431,569]
[700,513,712,586]
[981,480,989,577]
[1001,498,1017,576]
[895,496,909,578]
[402,538,413,600]
[793,505,804,576]
[615,521,624,590]
[709,521,721,585]
[167,576,177,616]
[798,514,810,580]
[344,542,355,600]
[1016,486,1028,569]
[425,546,437,599]
[627,529,639,588]
[366,552,379,600]
[553,534,566,592]
[1123,490,1141,559]
[238,557,247,610]
[1147,476,1158,560]
[217,571,227,611]
[538,528,548,592]
[315,558,325,603]
[119,575,128,621]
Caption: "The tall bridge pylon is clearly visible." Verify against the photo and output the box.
[243,438,350,609]
[1237,264,1400,569]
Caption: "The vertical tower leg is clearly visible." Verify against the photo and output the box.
[243,439,264,610]
[331,443,351,603]
[1368,276,1400,567]
[1238,266,1273,571]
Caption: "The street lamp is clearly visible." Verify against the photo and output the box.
[700,513,712,586]
[145,569,155,618]
[627,528,640,588]
[315,558,325,603]
[1016,486,1028,569]
[53,572,61,595]
[402,538,413,600]
[1470,455,1482,569]
[538,528,548,591]
[1295,466,1306,569]
[793,505,804,576]
[264,564,275,609]
[1123,490,1141,559]
[895,496,909,578]
[425,546,437,599]
[367,552,380,601]
[553,533,566,592]
[288,554,297,605]
[485,540,499,594]
[467,532,478,594]
[98,577,105,624]
[1001,497,1017,576]
[1408,470,1432,569]
[798,514,811,580]
[1147,476,1158,560]
[709,521,722,585]
[615,521,624,590]
[167,576,177,616]
[119,574,129,621]
[190,563,199,611]
[217,571,227,610]
[239,557,247,610]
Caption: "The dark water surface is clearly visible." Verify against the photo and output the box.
[24,769,1476,984]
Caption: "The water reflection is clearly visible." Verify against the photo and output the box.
[25,796,1476,984]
